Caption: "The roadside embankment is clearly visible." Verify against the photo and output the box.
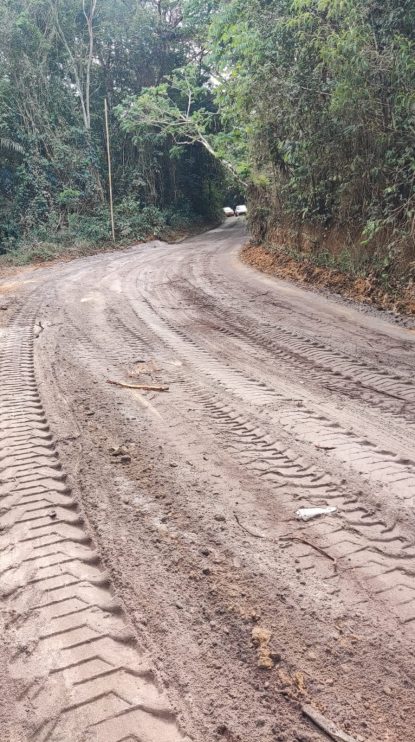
[241,241,415,317]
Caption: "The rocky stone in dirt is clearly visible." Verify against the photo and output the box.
[110,445,129,456]
[251,626,274,670]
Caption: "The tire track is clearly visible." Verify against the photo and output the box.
[131,288,415,512]
[86,285,415,628]
[0,314,189,740]
[171,277,415,426]
[7,224,414,742]
[176,380,415,627]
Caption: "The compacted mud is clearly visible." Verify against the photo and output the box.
[1,219,414,741]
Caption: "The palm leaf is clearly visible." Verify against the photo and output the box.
[0,137,24,154]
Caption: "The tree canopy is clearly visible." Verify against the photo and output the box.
[0,0,414,274]
[0,0,225,258]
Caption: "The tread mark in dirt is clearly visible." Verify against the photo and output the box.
[173,279,415,426]
[0,321,189,742]
[91,291,415,628]
[179,381,415,627]
[131,292,415,509]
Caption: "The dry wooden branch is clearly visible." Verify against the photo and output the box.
[107,380,169,392]
[233,516,337,572]
[302,704,361,742]
[281,535,337,567]
[233,512,267,539]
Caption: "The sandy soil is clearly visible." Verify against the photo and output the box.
[0,218,415,741]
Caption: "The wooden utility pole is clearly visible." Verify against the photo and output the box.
[104,98,115,243]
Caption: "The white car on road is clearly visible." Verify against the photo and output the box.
[235,204,247,216]
[223,207,235,217]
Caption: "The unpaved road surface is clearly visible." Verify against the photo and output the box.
[1,220,415,741]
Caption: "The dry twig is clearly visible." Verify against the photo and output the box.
[233,512,267,539]
[233,514,337,571]
[107,379,169,392]
[302,704,360,742]
[281,535,337,567]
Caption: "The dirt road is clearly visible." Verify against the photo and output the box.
[1,219,415,741]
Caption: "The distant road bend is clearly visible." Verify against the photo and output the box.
[1,219,414,741]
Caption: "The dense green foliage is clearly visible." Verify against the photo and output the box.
[206,0,415,271]
[0,0,224,259]
[1,0,414,275]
